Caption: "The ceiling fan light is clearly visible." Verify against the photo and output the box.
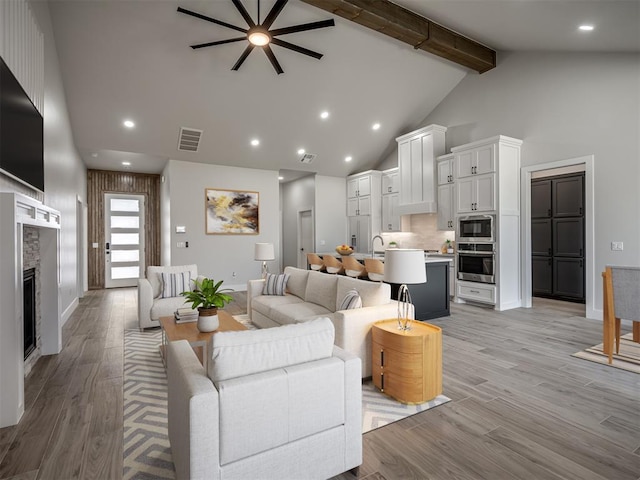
[248,30,271,46]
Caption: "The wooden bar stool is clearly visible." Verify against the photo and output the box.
[364,258,384,282]
[306,253,325,272]
[602,266,640,364]
[342,256,367,278]
[323,255,345,275]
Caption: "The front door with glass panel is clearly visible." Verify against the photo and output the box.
[104,193,145,288]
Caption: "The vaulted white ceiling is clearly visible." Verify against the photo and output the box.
[47,0,640,180]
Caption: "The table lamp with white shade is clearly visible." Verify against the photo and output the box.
[384,248,426,331]
[254,243,275,278]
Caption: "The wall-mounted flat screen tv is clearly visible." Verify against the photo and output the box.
[0,56,44,192]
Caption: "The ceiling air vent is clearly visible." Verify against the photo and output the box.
[300,153,316,164]
[177,127,203,152]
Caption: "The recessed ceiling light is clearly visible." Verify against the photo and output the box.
[251,139,260,146]
[372,123,381,131]
[122,161,131,166]
[320,111,329,120]
[297,148,306,155]
[123,119,135,128]
[345,156,352,162]
[278,176,284,180]
[579,25,594,31]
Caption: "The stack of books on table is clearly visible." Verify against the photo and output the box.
[175,307,198,323]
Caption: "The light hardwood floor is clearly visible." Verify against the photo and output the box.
[0,290,638,480]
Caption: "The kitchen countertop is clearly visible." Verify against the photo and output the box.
[319,252,453,263]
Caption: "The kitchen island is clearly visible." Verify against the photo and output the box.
[319,252,452,321]
[388,259,451,321]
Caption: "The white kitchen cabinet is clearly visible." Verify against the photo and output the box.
[456,144,495,178]
[456,173,495,213]
[347,195,371,216]
[437,154,455,185]
[451,135,522,311]
[347,175,371,198]
[436,154,455,231]
[437,183,455,230]
[382,168,399,194]
[396,125,447,215]
[347,171,381,253]
[382,193,400,232]
[381,168,400,232]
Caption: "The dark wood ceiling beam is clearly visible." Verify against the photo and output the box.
[299,0,496,73]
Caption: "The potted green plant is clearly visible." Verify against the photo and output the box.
[181,278,233,332]
[445,239,454,253]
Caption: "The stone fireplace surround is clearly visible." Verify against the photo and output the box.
[0,193,61,428]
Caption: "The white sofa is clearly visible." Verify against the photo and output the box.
[137,264,199,330]
[247,266,412,377]
[167,317,362,480]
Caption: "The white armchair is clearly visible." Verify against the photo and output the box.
[137,264,199,330]
[167,317,362,480]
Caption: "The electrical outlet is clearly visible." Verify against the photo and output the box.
[611,241,623,251]
[320,240,326,246]
[176,241,185,248]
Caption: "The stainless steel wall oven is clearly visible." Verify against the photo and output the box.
[457,243,495,284]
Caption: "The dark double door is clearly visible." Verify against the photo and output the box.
[531,173,585,303]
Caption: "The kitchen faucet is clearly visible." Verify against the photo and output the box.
[371,235,384,257]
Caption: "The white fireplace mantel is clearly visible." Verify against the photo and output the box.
[0,192,61,428]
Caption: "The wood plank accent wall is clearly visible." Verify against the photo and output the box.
[87,169,161,289]
[0,0,45,114]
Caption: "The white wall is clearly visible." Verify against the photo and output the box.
[0,1,86,323]
[418,51,640,313]
[281,176,315,269]
[165,160,280,290]
[314,175,347,253]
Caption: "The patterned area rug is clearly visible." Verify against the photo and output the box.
[123,316,450,478]
[572,332,640,373]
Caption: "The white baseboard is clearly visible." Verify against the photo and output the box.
[227,283,247,292]
[61,297,79,327]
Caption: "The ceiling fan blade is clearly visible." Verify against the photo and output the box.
[270,19,335,37]
[262,0,288,29]
[271,38,323,60]
[177,7,247,34]
[231,44,255,71]
[191,37,247,49]
[231,0,255,28]
[263,45,284,74]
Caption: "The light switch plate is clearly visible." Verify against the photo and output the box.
[176,225,186,233]
[611,241,623,251]
[92,242,98,248]
[176,241,186,248]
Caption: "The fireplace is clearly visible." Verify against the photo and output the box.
[23,268,36,360]
[0,192,61,428]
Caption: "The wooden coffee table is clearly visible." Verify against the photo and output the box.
[159,310,247,369]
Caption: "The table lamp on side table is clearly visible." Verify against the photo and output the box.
[384,248,427,331]
[255,243,275,279]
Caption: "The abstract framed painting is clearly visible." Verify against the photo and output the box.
[205,188,259,234]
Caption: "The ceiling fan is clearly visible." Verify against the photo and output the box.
[177,0,335,74]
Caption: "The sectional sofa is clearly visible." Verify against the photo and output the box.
[247,266,412,377]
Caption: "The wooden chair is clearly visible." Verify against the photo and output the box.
[306,253,325,272]
[322,255,345,275]
[602,266,640,364]
[364,258,384,282]
[342,256,367,278]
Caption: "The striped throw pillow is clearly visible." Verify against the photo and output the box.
[339,289,362,310]
[263,273,290,296]
[161,271,192,298]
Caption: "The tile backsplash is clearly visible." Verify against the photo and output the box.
[380,213,455,251]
